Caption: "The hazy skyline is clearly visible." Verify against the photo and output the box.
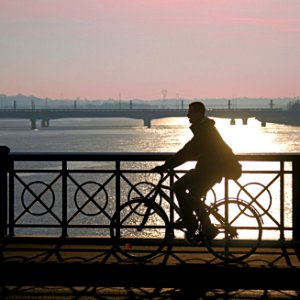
[1,0,299,100]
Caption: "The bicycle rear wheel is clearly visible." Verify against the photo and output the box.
[110,198,170,261]
[204,199,262,262]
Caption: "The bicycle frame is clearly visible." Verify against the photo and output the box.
[142,172,183,224]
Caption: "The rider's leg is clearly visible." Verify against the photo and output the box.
[190,174,222,232]
[190,193,220,240]
[194,199,212,226]
[173,171,198,232]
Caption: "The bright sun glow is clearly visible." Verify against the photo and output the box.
[215,118,282,153]
[153,116,282,154]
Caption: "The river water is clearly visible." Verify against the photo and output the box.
[1,116,300,153]
[0,117,299,238]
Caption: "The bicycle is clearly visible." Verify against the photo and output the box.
[110,171,263,262]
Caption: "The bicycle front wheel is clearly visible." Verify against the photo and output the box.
[110,199,170,261]
[205,199,262,262]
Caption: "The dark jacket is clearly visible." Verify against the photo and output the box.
[164,117,241,179]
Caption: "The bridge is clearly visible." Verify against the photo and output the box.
[1,147,300,295]
[0,107,299,129]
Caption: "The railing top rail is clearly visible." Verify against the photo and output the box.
[0,107,284,111]
[7,152,173,161]
[5,151,300,162]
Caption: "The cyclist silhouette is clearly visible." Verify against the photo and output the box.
[152,101,241,240]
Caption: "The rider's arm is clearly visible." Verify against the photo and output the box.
[162,139,200,170]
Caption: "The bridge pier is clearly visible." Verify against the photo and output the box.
[41,119,50,127]
[230,118,249,126]
[30,119,37,130]
[144,118,151,128]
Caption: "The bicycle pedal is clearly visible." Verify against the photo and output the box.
[227,227,238,238]
[184,231,203,245]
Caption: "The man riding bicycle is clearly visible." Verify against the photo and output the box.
[152,101,241,241]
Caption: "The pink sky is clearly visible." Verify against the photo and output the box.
[0,0,299,100]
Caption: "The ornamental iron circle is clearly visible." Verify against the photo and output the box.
[128,181,159,216]
[237,182,272,218]
[21,181,55,216]
[74,181,108,216]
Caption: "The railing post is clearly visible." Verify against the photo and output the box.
[0,146,10,237]
[115,160,121,237]
[62,160,68,237]
[292,157,300,241]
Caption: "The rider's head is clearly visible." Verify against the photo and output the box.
[187,102,206,124]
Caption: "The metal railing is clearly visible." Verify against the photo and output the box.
[1,146,300,243]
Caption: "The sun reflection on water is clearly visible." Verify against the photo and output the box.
[215,118,282,153]
[152,116,282,154]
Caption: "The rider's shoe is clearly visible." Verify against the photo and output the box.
[204,224,219,241]
[173,219,198,232]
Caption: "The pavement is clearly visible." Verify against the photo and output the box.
[1,286,300,299]
[1,238,300,299]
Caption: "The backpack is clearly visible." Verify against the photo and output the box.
[224,156,242,180]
